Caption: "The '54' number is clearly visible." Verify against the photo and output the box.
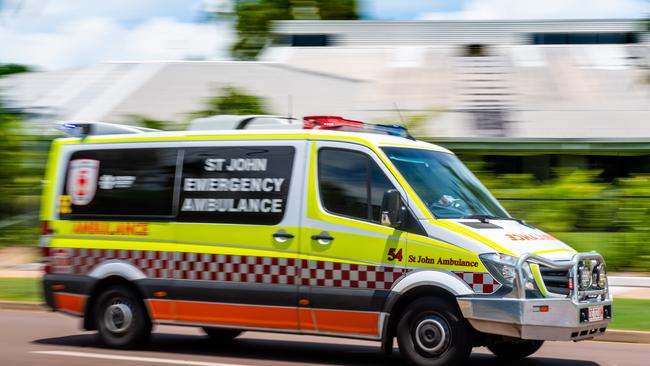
[387,248,403,262]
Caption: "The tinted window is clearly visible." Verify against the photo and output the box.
[531,32,639,45]
[178,146,294,225]
[61,148,178,219]
[292,34,330,47]
[318,148,395,223]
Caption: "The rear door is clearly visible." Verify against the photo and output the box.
[298,141,409,338]
[168,140,306,331]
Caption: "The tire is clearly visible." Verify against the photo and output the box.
[202,328,242,342]
[94,285,152,349]
[396,296,472,366]
[487,339,544,359]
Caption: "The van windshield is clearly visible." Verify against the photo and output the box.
[381,147,509,219]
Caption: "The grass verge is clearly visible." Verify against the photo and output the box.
[0,278,648,332]
[0,277,41,302]
[609,299,650,331]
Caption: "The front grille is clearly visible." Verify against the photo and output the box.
[540,267,572,295]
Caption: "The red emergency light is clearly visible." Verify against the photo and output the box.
[303,116,364,130]
[302,115,414,139]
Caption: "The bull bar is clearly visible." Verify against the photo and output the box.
[457,252,612,341]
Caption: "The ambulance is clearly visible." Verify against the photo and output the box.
[40,116,612,366]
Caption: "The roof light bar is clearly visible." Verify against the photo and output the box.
[303,115,364,130]
[302,115,413,139]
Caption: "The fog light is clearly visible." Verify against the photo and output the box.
[579,308,589,323]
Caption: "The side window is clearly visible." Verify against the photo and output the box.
[318,148,396,223]
[178,146,294,225]
[61,148,178,219]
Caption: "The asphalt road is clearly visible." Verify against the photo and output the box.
[1,310,648,366]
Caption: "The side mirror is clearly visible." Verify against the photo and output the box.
[381,189,404,228]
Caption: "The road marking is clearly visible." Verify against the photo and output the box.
[31,350,248,366]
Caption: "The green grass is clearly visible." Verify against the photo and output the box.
[0,278,41,302]
[609,299,650,331]
[0,278,649,332]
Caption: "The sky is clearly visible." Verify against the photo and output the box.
[0,0,649,71]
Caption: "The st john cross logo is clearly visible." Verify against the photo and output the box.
[66,159,99,206]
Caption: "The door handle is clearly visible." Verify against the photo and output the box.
[311,231,334,245]
[273,230,295,240]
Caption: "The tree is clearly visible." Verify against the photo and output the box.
[228,0,359,60]
[191,85,270,117]
[0,64,32,77]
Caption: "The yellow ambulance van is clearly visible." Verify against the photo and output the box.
[40,116,612,366]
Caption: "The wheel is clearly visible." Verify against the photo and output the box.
[487,339,544,359]
[396,297,472,366]
[202,328,242,342]
[94,285,152,349]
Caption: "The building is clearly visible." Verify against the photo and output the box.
[2,18,650,179]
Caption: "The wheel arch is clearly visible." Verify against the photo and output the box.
[381,270,474,352]
[83,266,150,331]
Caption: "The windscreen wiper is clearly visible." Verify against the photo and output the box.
[462,214,530,226]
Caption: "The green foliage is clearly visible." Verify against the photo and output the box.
[191,86,271,118]
[0,64,32,77]
[0,89,51,247]
[0,97,26,213]
[230,0,359,60]
[468,163,650,271]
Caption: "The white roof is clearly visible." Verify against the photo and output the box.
[57,128,453,154]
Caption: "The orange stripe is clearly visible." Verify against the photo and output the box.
[149,300,299,330]
[312,309,379,336]
[298,308,317,331]
[147,299,175,320]
[54,293,86,315]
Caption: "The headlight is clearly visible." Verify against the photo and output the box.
[578,260,593,290]
[479,253,518,285]
[595,263,607,289]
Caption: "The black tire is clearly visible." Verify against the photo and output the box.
[94,285,152,349]
[487,339,544,359]
[202,328,242,342]
[396,296,472,366]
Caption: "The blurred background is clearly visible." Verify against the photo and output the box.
[0,0,649,273]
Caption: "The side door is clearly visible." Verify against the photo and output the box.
[167,140,305,331]
[298,141,409,338]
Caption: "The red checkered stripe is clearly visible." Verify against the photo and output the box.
[453,271,501,294]
[51,248,404,290]
[60,248,298,285]
[300,260,405,290]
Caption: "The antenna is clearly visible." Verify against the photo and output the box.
[288,95,293,120]
[393,102,406,125]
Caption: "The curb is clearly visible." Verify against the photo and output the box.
[594,330,650,344]
[0,300,47,311]
[609,276,650,288]
[1,301,650,344]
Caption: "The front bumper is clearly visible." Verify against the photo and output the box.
[458,252,612,341]
[458,297,612,341]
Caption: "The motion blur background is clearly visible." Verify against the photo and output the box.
[1,0,649,273]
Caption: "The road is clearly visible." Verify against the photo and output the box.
[1,310,648,366]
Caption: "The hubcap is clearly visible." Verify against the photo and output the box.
[104,301,133,333]
[414,315,451,356]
